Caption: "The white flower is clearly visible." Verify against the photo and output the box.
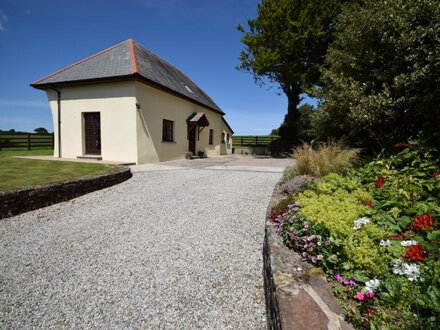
[393,259,405,275]
[353,217,371,230]
[400,240,418,247]
[402,263,420,282]
[365,278,380,292]
[392,259,421,282]
[380,239,391,246]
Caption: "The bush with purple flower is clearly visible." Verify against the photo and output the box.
[280,175,317,195]
[274,202,333,266]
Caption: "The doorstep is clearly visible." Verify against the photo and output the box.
[77,155,102,160]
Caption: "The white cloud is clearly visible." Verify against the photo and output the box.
[0,99,48,109]
[0,10,8,32]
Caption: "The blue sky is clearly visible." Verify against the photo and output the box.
[0,0,315,135]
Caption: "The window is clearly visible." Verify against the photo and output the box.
[162,119,174,142]
[226,134,230,144]
[209,129,214,145]
[221,132,226,144]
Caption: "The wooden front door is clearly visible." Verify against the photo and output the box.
[188,125,196,153]
[84,112,101,155]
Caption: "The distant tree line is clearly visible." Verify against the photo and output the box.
[0,128,50,134]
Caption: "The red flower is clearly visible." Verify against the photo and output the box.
[362,200,374,207]
[433,171,439,177]
[404,243,427,262]
[375,174,385,188]
[410,213,434,232]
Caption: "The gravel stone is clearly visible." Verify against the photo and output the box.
[0,165,283,329]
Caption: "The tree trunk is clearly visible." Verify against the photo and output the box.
[279,86,302,142]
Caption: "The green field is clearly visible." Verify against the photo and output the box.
[232,135,280,146]
[0,149,118,192]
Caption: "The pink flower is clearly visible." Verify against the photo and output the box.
[334,273,342,282]
[356,292,365,301]
[343,278,349,285]
[365,291,374,299]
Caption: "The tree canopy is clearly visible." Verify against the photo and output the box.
[237,0,342,141]
[34,127,49,134]
[317,0,440,149]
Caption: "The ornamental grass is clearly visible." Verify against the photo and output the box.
[286,139,361,179]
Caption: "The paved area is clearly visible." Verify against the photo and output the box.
[130,154,293,173]
[0,155,293,329]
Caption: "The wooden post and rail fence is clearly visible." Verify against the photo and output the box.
[232,135,280,147]
[0,133,54,151]
[232,135,296,155]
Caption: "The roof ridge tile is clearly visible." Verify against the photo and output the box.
[129,39,139,74]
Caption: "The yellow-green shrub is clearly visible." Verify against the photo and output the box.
[297,186,389,276]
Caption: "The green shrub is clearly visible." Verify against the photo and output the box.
[286,140,361,178]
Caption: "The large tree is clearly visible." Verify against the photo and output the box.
[34,127,49,135]
[317,0,440,150]
[237,0,342,141]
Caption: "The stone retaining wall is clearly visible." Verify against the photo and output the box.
[263,187,353,330]
[0,167,132,220]
[233,146,269,155]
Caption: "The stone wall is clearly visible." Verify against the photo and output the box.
[0,167,132,220]
[263,187,353,330]
[233,146,269,156]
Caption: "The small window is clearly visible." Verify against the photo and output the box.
[209,129,214,145]
[221,132,226,144]
[226,134,230,144]
[162,119,174,142]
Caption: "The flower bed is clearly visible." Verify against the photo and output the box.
[270,147,440,329]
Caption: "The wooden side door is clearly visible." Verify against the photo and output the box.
[84,112,101,155]
[188,125,196,153]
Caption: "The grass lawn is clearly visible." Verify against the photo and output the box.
[0,149,119,192]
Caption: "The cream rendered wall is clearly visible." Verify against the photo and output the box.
[220,121,233,155]
[45,82,137,163]
[135,82,224,163]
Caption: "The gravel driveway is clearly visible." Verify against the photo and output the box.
[0,155,292,329]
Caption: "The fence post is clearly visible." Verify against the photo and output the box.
[27,133,31,151]
[255,136,258,145]
[0,134,2,151]
[241,136,243,146]
[51,133,55,150]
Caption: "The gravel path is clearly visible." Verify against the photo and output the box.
[0,164,283,329]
